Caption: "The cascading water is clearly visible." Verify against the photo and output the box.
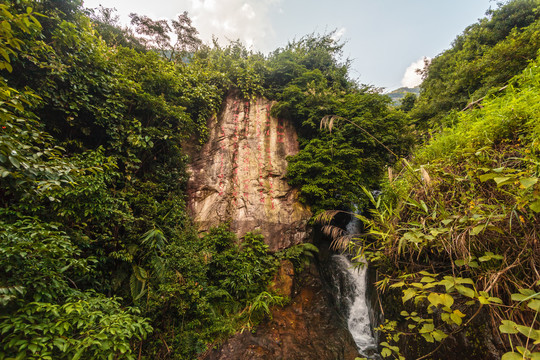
[328,218,380,359]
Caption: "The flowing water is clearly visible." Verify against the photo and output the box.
[328,218,380,359]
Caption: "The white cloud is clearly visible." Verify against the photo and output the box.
[331,27,346,42]
[186,0,281,51]
[401,57,430,88]
[191,0,216,11]
[241,3,255,20]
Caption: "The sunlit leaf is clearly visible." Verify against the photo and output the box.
[419,323,434,333]
[528,299,540,312]
[501,352,525,360]
[471,225,484,236]
[530,200,540,213]
[450,312,463,325]
[494,176,512,185]
[432,330,448,342]
[427,293,441,307]
[421,332,434,343]
[499,320,519,334]
[402,288,417,303]
[520,177,538,189]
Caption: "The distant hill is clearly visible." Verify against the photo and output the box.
[385,87,420,105]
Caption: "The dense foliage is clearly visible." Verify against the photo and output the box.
[0,4,152,359]
[0,1,300,358]
[267,36,413,212]
[336,2,540,359]
[6,0,537,358]
[413,0,540,128]
[192,33,414,213]
[357,57,540,359]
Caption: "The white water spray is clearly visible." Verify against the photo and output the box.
[329,218,379,358]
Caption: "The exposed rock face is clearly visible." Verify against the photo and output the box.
[188,95,358,359]
[269,260,295,298]
[202,265,360,360]
[187,95,311,251]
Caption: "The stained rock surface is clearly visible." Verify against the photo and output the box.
[187,95,311,251]
[202,265,360,360]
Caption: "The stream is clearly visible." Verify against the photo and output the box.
[327,218,380,359]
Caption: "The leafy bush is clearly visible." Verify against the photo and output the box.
[0,294,151,360]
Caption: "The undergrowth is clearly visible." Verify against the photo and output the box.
[348,55,540,359]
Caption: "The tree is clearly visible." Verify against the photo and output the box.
[171,11,202,56]
[86,6,145,51]
[129,12,172,54]
[129,11,201,62]
[400,92,417,112]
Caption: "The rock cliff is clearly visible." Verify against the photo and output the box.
[187,95,311,251]
[202,265,360,360]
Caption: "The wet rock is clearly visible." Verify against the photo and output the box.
[269,260,295,298]
[202,265,360,360]
[188,95,358,359]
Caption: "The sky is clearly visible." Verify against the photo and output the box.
[82,0,495,91]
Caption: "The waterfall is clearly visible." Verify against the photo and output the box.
[328,217,380,359]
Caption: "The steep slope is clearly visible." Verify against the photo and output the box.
[203,265,360,360]
[357,53,540,360]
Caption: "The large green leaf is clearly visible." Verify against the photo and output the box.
[520,177,538,189]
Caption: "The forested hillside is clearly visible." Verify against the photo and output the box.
[1,0,539,359]
[412,0,540,128]
[341,1,540,359]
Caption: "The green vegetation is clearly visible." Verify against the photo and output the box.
[0,2,362,358]
[3,0,538,358]
[413,0,540,128]
[0,1,311,358]
[361,56,540,359]
[193,33,414,213]
[386,87,420,107]
[267,35,414,213]
[340,1,540,359]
